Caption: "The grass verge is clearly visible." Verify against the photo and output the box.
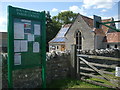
[47,78,109,89]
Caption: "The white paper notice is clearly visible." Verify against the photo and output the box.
[28,34,34,41]
[33,42,39,53]
[34,24,40,35]
[14,23,24,39]
[14,53,21,65]
[14,40,21,52]
[21,40,28,52]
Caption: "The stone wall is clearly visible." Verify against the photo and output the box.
[2,52,70,88]
[2,48,120,88]
[46,52,70,83]
[78,48,120,58]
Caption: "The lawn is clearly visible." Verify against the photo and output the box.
[47,78,110,89]
[87,70,120,88]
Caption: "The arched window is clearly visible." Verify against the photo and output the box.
[75,31,82,50]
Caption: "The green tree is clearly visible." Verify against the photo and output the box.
[52,11,77,24]
[46,11,61,51]
[46,11,77,52]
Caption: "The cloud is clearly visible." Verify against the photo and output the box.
[60,10,68,12]
[82,0,115,9]
[113,15,119,29]
[101,9,107,12]
[0,17,7,32]
[69,5,86,15]
[0,3,7,32]
[113,15,118,21]
[60,5,87,15]
[0,3,3,16]
[51,8,58,12]
[1,0,83,2]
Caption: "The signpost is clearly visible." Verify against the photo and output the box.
[93,15,120,32]
[7,6,46,88]
[93,15,101,29]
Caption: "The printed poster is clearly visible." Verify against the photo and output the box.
[33,42,40,53]
[21,40,28,52]
[14,53,21,65]
[14,40,28,52]
[14,40,21,52]
[34,24,40,35]
[24,23,31,34]
[14,23,24,39]
[28,34,34,41]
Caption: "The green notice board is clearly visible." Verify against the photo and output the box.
[13,18,41,69]
[8,6,46,88]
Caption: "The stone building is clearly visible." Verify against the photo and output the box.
[0,32,7,53]
[49,24,71,52]
[49,13,118,52]
[104,32,120,49]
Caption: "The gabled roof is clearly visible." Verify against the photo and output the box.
[49,14,115,44]
[81,14,113,35]
[93,19,114,36]
[93,28,105,36]
[101,19,113,34]
[80,14,93,28]
[65,14,113,36]
[105,32,120,43]
[49,24,71,43]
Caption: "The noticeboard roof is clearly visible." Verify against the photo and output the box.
[9,6,44,20]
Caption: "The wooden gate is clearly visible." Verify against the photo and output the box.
[70,45,120,89]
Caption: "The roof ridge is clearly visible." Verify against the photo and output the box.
[80,14,93,20]
[79,13,113,21]
[102,18,112,21]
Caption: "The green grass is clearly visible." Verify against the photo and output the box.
[87,70,120,87]
[88,77,115,87]
[47,78,109,89]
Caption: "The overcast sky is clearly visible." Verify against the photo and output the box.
[0,0,119,32]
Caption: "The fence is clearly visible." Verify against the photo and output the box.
[70,45,120,89]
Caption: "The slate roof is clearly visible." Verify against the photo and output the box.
[105,32,120,43]
[49,37,66,43]
[49,24,71,43]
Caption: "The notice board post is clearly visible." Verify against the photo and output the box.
[7,6,46,88]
